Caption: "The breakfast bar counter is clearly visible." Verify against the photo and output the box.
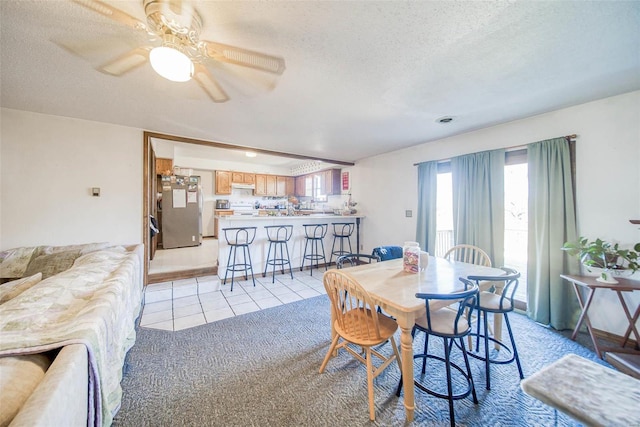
[216,215,365,279]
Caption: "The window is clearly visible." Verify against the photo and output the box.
[504,161,528,305]
[433,152,529,306]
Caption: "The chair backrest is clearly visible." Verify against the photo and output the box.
[222,227,257,245]
[332,222,354,237]
[264,225,293,242]
[467,267,520,311]
[323,270,384,342]
[303,223,328,239]
[416,277,479,337]
[336,253,380,269]
[371,246,403,261]
[444,244,492,267]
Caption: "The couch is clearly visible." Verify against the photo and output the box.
[0,243,144,427]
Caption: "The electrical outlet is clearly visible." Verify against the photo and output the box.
[405,210,412,217]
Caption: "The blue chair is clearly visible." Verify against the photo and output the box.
[372,245,403,261]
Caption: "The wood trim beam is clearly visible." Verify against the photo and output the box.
[144,131,355,166]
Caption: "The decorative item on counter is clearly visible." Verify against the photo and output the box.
[403,241,420,274]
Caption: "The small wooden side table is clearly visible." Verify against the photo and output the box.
[560,274,640,358]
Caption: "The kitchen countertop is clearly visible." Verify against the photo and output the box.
[216,214,364,220]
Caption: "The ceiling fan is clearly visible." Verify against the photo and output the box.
[69,0,286,102]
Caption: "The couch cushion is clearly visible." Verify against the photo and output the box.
[33,242,112,258]
[0,273,42,304]
[0,247,37,279]
[23,250,81,280]
[0,353,53,427]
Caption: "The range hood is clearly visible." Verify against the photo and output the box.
[231,183,256,190]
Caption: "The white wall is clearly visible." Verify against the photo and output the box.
[0,108,143,249]
[353,90,640,335]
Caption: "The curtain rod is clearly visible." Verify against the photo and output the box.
[413,133,577,166]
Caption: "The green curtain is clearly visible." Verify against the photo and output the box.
[451,149,505,267]
[416,161,438,254]
[527,137,580,330]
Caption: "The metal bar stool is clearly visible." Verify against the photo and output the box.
[329,222,354,264]
[222,227,257,292]
[466,267,524,390]
[396,278,479,427]
[300,223,328,276]
[263,225,294,283]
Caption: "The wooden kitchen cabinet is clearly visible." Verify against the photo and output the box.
[215,170,232,194]
[285,176,295,196]
[321,169,341,195]
[156,158,173,176]
[232,171,256,184]
[276,176,287,196]
[254,174,267,195]
[265,175,277,195]
[295,175,308,197]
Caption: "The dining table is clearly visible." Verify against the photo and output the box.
[338,255,506,421]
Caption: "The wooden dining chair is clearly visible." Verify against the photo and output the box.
[443,244,492,267]
[444,244,493,350]
[319,270,401,421]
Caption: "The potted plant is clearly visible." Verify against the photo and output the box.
[562,237,640,283]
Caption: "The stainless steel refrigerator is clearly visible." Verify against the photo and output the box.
[161,175,202,249]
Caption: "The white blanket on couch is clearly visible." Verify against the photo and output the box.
[0,247,143,427]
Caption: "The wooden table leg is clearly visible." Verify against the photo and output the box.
[396,312,415,422]
[617,292,640,349]
[570,283,602,358]
[493,281,505,350]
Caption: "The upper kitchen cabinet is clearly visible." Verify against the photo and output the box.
[232,172,255,184]
[255,174,267,195]
[156,158,173,176]
[294,169,341,197]
[295,176,307,197]
[215,170,232,195]
[276,176,294,197]
[322,169,341,195]
[266,175,277,195]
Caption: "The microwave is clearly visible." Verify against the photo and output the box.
[215,199,230,209]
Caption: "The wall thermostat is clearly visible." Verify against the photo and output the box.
[92,187,100,197]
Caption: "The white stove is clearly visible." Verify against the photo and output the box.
[230,201,257,216]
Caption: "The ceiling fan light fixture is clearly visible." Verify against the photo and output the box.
[149,46,193,82]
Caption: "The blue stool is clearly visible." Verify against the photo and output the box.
[329,222,354,264]
[222,227,257,292]
[300,223,328,276]
[263,225,294,283]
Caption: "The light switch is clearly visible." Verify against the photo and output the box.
[92,187,100,197]
[405,210,412,217]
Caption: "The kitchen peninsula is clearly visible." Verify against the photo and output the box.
[216,214,364,279]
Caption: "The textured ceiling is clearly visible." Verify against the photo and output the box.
[1,1,639,164]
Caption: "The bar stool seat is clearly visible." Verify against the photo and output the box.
[329,222,354,265]
[222,227,257,292]
[300,223,328,276]
[263,225,294,283]
[466,267,524,390]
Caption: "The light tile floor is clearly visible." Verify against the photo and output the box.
[140,269,327,331]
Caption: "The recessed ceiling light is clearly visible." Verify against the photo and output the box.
[245,152,257,158]
[436,116,454,124]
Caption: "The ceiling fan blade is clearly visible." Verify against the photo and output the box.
[193,64,229,103]
[71,0,146,30]
[203,40,286,75]
[98,47,150,76]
